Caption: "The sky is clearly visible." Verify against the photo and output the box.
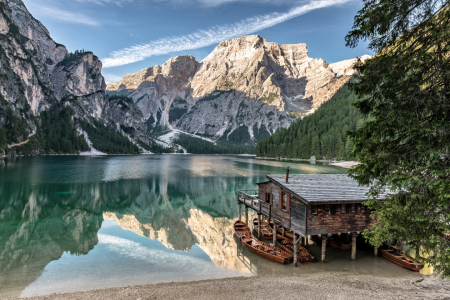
[22,0,372,83]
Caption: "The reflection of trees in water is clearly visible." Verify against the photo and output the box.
[0,173,257,297]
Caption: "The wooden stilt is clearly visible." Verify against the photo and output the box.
[351,232,356,260]
[238,203,241,221]
[273,224,277,246]
[245,206,248,225]
[321,234,327,262]
[282,227,285,236]
[257,214,261,239]
[293,233,298,267]
[374,246,379,257]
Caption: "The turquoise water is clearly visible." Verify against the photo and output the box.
[0,155,417,298]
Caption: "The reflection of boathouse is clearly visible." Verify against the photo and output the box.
[238,171,387,262]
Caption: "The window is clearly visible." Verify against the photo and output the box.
[265,192,271,203]
[351,203,356,213]
[341,204,346,213]
[311,205,317,214]
[282,193,287,210]
[330,204,336,215]
[361,204,366,213]
[278,191,290,212]
[325,204,330,213]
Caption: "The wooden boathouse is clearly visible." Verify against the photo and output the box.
[237,169,387,265]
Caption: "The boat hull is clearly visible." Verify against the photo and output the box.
[277,238,314,264]
[329,237,352,250]
[242,238,292,264]
[235,220,292,264]
[380,249,424,272]
[276,228,294,240]
[234,220,252,240]
[253,218,284,240]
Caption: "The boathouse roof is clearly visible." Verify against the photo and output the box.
[266,174,388,203]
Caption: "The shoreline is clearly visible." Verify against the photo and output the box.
[1,153,258,159]
[256,157,360,169]
[329,161,360,168]
[10,272,448,300]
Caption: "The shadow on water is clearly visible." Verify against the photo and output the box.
[0,155,418,298]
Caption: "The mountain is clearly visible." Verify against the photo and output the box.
[0,0,156,156]
[107,35,370,147]
[256,85,364,159]
[0,0,369,155]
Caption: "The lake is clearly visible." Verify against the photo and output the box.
[0,155,421,298]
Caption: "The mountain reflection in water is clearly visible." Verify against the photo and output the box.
[0,155,346,298]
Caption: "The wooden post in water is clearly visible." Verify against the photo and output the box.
[293,233,298,267]
[374,246,379,257]
[321,234,327,262]
[351,232,357,260]
[257,214,261,239]
[245,206,248,225]
[238,203,241,221]
[273,224,277,246]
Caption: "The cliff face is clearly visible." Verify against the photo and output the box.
[51,53,107,120]
[0,0,151,153]
[0,0,67,115]
[108,35,370,142]
[107,55,198,129]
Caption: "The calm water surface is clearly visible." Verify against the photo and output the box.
[0,155,420,298]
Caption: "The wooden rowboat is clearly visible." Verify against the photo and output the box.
[234,220,252,240]
[380,249,424,271]
[276,227,294,239]
[329,236,352,250]
[277,238,314,264]
[268,219,294,239]
[234,221,292,264]
[253,218,284,240]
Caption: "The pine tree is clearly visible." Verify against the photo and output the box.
[336,137,344,159]
[346,0,450,276]
[344,138,353,159]
[311,135,320,157]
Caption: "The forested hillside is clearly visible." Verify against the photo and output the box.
[256,85,365,159]
[79,119,140,154]
[173,133,255,154]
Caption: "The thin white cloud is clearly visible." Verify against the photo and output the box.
[29,5,100,26]
[103,0,354,68]
[160,0,303,6]
[73,0,309,7]
[74,0,133,6]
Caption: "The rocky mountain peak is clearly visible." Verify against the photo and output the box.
[106,35,371,144]
[51,52,107,120]
[1,0,156,154]
[107,55,198,92]
[6,0,68,74]
[329,54,372,77]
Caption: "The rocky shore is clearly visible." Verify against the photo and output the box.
[9,272,449,300]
